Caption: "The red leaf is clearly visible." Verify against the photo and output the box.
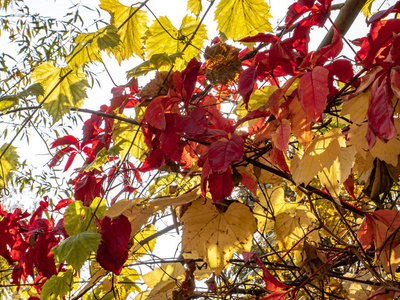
[243,252,290,291]
[35,233,58,278]
[175,108,208,138]
[272,120,291,152]
[54,199,74,211]
[239,33,279,43]
[262,290,291,300]
[49,147,76,168]
[391,66,400,99]
[208,134,244,173]
[270,147,290,173]
[208,167,233,202]
[97,215,131,274]
[298,66,329,122]
[144,96,168,130]
[343,173,356,199]
[139,148,167,172]
[326,59,354,83]
[51,135,79,149]
[238,66,257,107]
[357,214,375,250]
[182,58,201,102]
[367,75,395,147]
[285,1,314,27]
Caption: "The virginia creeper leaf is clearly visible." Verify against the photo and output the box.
[208,134,244,173]
[52,231,101,272]
[298,66,329,122]
[31,62,89,123]
[215,0,273,40]
[100,0,148,63]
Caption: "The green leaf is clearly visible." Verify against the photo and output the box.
[187,0,202,17]
[146,15,207,70]
[0,144,19,189]
[64,200,97,236]
[67,25,120,68]
[30,62,89,123]
[40,269,73,300]
[215,0,273,40]
[100,0,148,63]
[89,197,108,219]
[127,52,183,78]
[0,83,44,112]
[53,231,102,272]
[82,148,109,172]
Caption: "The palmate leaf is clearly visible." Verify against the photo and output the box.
[30,62,89,123]
[181,198,257,275]
[100,0,148,63]
[0,144,19,189]
[67,25,120,68]
[64,200,98,236]
[146,15,207,70]
[215,0,273,41]
[41,269,73,300]
[187,0,202,17]
[53,231,102,272]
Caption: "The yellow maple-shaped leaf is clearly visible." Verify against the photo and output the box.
[146,15,207,70]
[140,263,186,299]
[291,128,346,185]
[215,0,273,41]
[274,206,319,255]
[181,199,257,275]
[100,0,148,63]
[318,146,356,203]
[31,62,89,123]
[187,0,202,16]
[67,25,120,68]
[112,119,148,161]
[254,186,297,233]
[0,144,19,189]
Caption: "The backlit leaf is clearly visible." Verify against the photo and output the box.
[146,15,207,70]
[181,198,257,275]
[298,66,329,122]
[100,0,148,62]
[291,128,346,185]
[0,144,19,189]
[187,0,202,16]
[64,200,97,236]
[40,269,73,300]
[31,62,89,123]
[127,52,183,78]
[67,25,120,68]
[53,231,101,272]
[215,0,273,41]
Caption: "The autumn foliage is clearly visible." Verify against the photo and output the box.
[2,0,400,299]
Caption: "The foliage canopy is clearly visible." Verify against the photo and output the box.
[1,0,400,299]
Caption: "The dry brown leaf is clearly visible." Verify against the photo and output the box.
[181,199,257,275]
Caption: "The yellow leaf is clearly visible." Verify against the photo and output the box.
[67,25,120,68]
[361,0,375,17]
[343,270,375,300]
[112,119,148,160]
[215,0,273,41]
[187,0,202,16]
[341,91,369,124]
[275,206,319,254]
[31,62,89,123]
[254,186,297,233]
[181,199,257,275]
[291,128,346,185]
[182,251,212,280]
[100,0,148,63]
[129,224,157,260]
[318,146,356,203]
[0,144,19,189]
[140,263,185,298]
[247,85,279,112]
[146,15,207,70]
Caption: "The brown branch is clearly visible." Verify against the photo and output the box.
[319,0,368,48]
